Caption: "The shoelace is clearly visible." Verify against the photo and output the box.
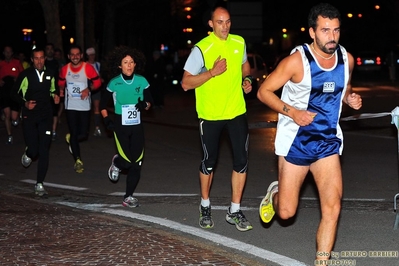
[201,207,211,217]
[232,210,248,223]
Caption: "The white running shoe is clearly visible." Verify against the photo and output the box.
[122,196,139,207]
[21,151,32,168]
[35,183,48,196]
[108,154,121,182]
[93,128,102,137]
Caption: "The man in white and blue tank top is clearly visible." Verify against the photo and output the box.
[257,3,362,263]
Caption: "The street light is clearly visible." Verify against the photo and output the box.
[22,28,32,41]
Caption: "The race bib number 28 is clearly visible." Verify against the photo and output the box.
[121,104,141,125]
[68,81,85,98]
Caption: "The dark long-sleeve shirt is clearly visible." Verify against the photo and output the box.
[11,67,57,113]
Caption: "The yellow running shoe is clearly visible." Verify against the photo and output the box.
[259,181,278,223]
[74,158,84,173]
[65,133,72,154]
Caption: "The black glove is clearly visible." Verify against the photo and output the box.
[104,116,115,131]
[135,97,148,111]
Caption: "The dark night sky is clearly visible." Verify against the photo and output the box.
[1,0,398,58]
[262,1,398,51]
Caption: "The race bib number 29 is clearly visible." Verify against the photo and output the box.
[121,105,141,125]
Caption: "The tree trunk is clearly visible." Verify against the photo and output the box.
[37,0,63,53]
[74,0,84,48]
[101,0,132,57]
[101,0,117,56]
[84,0,96,50]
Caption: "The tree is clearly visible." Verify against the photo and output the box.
[100,0,132,57]
[37,0,63,53]
[74,0,84,48]
[84,0,96,50]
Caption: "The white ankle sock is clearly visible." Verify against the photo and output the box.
[230,202,240,213]
[201,198,210,207]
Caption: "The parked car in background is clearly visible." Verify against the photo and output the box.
[355,51,383,72]
[246,53,269,98]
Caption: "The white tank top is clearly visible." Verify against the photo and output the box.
[64,62,91,111]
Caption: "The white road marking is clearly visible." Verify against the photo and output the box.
[211,205,255,211]
[20,179,387,203]
[57,201,307,266]
[300,197,386,202]
[18,179,387,265]
[109,192,198,197]
[20,179,88,191]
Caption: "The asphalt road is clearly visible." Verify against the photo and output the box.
[1,77,399,266]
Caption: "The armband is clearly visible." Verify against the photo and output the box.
[243,75,254,84]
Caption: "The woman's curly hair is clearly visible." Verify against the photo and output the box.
[102,45,146,80]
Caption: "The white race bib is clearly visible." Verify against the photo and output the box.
[121,104,141,125]
[322,82,335,93]
[68,81,85,98]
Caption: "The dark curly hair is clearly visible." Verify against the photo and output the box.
[103,46,146,80]
[308,3,341,30]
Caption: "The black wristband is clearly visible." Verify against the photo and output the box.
[243,75,254,84]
